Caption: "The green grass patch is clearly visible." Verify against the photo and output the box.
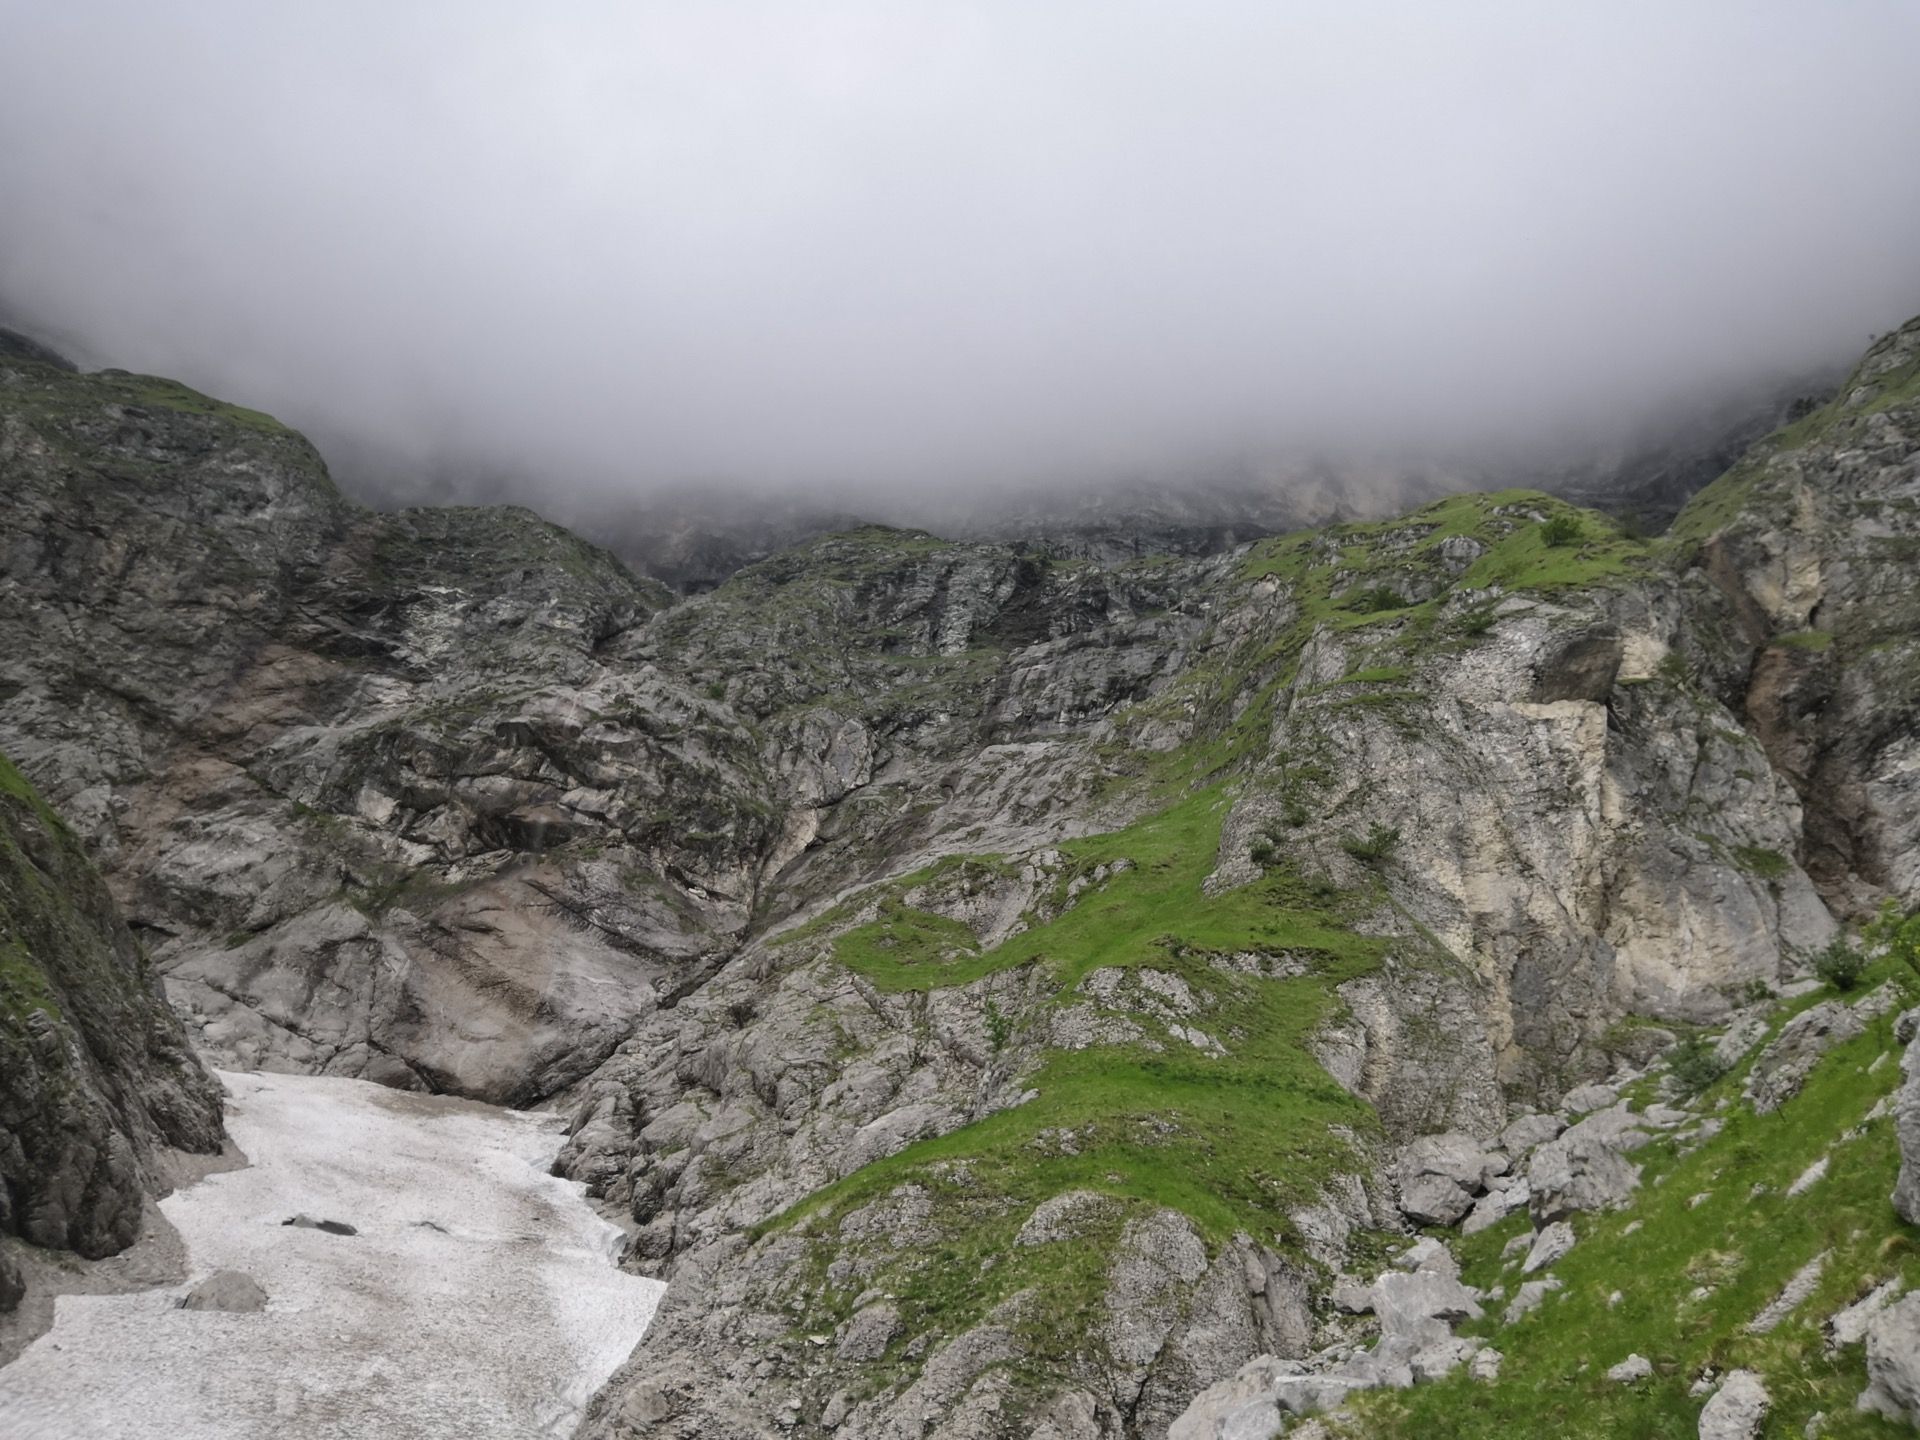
[1347,991,1919,1439]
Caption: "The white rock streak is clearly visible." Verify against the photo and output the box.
[0,1070,663,1438]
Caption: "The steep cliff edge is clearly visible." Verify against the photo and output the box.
[0,752,223,1311]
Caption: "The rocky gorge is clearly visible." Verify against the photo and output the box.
[0,312,1918,1438]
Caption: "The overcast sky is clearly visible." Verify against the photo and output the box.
[2,2,1917,507]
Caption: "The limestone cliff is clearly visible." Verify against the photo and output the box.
[0,753,223,1309]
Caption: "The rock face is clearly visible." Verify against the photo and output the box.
[1858,1292,1920,1424]
[1893,1025,1920,1224]
[0,752,224,1285]
[1,315,1917,1433]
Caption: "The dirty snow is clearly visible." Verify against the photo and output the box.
[0,1070,663,1438]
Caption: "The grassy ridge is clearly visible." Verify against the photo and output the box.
[1347,977,1920,1439]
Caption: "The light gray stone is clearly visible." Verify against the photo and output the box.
[178,1270,268,1313]
[1607,1353,1653,1383]
[1700,1369,1770,1440]
[1859,1292,1920,1424]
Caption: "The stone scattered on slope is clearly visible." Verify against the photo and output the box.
[1562,1084,1619,1115]
[282,1215,358,1236]
[1607,1354,1653,1383]
[1786,1157,1829,1198]
[1859,1292,1920,1425]
[1396,1133,1504,1227]
[1747,996,1887,1114]
[1699,1369,1770,1440]
[1522,1221,1576,1275]
[178,1270,268,1313]
[1893,1026,1920,1224]
[1528,1127,1640,1222]
[1504,1277,1563,1323]
[1746,1251,1828,1334]
[1828,1279,1904,1351]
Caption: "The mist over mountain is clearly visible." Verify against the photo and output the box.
[2,1,1916,535]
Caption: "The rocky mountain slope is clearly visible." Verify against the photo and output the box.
[0,315,1914,1434]
[0,751,223,1313]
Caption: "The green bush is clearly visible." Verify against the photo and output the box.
[1811,938,1867,993]
[1343,585,1404,614]
[1539,514,1582,548]
[1341,822,1402,863]
[1666,1032,1727,1097]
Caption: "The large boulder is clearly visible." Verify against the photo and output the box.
[1396,1133,1503,1227]
[1859,1292,1920,1424]
[1528,1128,1640,1222]
[1699,1370,1769,1440]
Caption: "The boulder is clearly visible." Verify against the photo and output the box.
[1397,1133,1501,1226]
[1498,1112,1566,1156]
[1700,1370,1770,1440]
[1528,1129,1640,1222]
[1859,1292,1920,1424]
[179,1270,268,1313]
[1370,1270,1483,1346]
[0,1248,24,1313]
[1746,998,1878,1114]
[1607,1354,1653,1383]
[1522,1222,1576,1275]
[1562,1084,1619,1115]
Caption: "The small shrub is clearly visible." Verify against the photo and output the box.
[1666,1032,1727,1097]
[1454,606,1497,637]
[1812,938,1867,993]
[1344,585,1403,614]
[1732,844,1789,881]
[1540,515,1582,548]
[1341,822,1402,864]
[1249,841,1277,867]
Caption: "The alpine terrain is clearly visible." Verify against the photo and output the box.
[2,312,1919,1440]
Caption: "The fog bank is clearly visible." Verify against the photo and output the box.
[2,3,1916,508]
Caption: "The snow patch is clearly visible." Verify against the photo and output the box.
[0,1070,664,1438]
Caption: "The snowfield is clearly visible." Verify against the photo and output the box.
[0,1070,664,1438]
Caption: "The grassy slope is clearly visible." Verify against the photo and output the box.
[748,490,1654,1391]
[1345,971,1920,1439]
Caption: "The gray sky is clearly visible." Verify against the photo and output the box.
[2,2,1917,506]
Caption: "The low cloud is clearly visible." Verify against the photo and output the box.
[2,2,1917,513]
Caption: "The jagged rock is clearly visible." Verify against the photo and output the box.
[1014,1189,1116,1246]
[1396,1136,1506,1226]
[0,755,224,1264]
[0,1249,24,1313]
[1393,1238,1458,1276]
[1747,997,1883,1113]
[1607,1354,1653,1383]
[1331,1278,1375,1314]
[1748,1252,1829,1334]
[1522,1221,1576,1274]
[1528,1128,1640,1222]
[1563,1084,1620,1115]
[1462,1176,1531,1234]
[1371,1270,1483,1345]
[1700,1370,1770,1440]
[1786,1157,1829,1198]
[179,1270,268,1312]
[1498,1113,1566,1155]
[1829,1279,1904,1351]
[1411,1337,1482,1383]
[1859,1293,1920,1424]
[1469,1347,1503,1382]
[1894,1030,1920,1224]
[1167,1355,1362,1440]
[1504,1277,1563,1323]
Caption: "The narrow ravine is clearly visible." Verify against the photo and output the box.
[0,1071,664,1439]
